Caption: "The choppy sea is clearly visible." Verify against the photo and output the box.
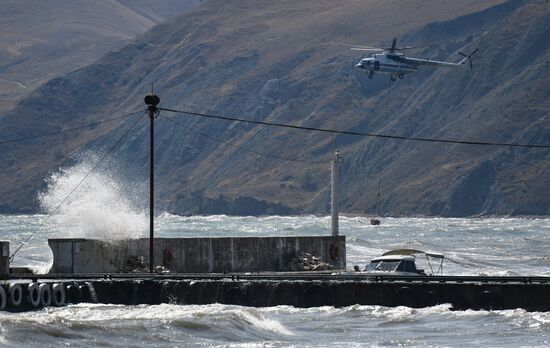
[1,214,550,347]
[1,157,549,347]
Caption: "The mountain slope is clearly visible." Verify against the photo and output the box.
[2,0,548,216]
[0,0,200,114]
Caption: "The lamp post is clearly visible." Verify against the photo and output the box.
[144,94,160,273]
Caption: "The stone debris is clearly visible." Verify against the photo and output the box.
[119,256,170,273]
[288,251,332,271]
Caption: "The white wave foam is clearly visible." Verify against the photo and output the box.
[35,303,293,336]
[38,152,147,240]
[233,307,294,336]
[27,262,53,274]
[259,305,337,316]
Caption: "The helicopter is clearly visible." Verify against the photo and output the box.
[342,38,479,81]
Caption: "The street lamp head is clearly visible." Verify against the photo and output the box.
[144,94,160,106]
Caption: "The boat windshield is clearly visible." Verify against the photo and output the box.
[365,260,400,272]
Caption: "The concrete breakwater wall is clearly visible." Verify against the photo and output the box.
[48,236,346,274]
[89,277,550,311]
[2,275,550,311]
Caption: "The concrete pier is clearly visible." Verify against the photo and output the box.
[49,236,346,274]
[5,273,549,312]
[86,274,550,311]
[0,241,9,279]
[0,239,542,312]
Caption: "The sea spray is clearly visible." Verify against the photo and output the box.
[38,152,147,239]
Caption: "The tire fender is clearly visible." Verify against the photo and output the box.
[0,286,6,310]
[8,283,23,307]
[79,284,92,303]
[39,283,52,307]
[27,283,40,308]
[481,290,500,310]
[394,286,417,308]
[65,284,81,304]
[52,283,65,307]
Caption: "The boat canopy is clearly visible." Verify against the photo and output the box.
[382,249,444,259]
[371,254,415,261]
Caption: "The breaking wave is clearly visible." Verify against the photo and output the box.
[38,152,147,240]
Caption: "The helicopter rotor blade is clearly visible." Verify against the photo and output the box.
[350,48,383,51]
[329,41,381,49]
[398,44,433,51]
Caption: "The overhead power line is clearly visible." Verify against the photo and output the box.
[161,116,324,163]
[0,109,145,145]
[10,111,146,261]
[158,107,550,149]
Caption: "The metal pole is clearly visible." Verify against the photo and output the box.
[144,94,160,273]
[149,109,154,273]
[331,150,340,237]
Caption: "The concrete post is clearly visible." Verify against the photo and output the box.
[0,241,9,278]
[331,150,341,237]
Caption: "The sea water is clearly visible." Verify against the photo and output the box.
[1,214,550,347]
[1,158,549,347]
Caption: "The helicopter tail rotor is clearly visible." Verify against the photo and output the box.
[459,48,479,69]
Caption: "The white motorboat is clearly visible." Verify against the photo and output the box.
[343,249,444,276]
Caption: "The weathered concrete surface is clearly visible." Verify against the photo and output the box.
[48,236,346,274]
[0,241,9,278]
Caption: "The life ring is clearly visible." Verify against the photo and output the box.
[329,243,340,261]
[163,248,174,267]
[52,283,65,307]
[8,283,22,307]
[0,286,6,310]
[39,283,52,307]
[27,283,40,308]
[65,284,81,304]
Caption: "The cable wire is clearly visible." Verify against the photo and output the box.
[158,107,550,149]
[0,109,145,145]
[161,115,324,163]
[9,111,147,261]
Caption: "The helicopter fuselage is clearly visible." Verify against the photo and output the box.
[356,53,417,80]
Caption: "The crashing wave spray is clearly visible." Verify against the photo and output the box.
[38,152,147,239]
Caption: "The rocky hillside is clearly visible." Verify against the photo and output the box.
[0,0,200,114]
[1,0,548,216]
